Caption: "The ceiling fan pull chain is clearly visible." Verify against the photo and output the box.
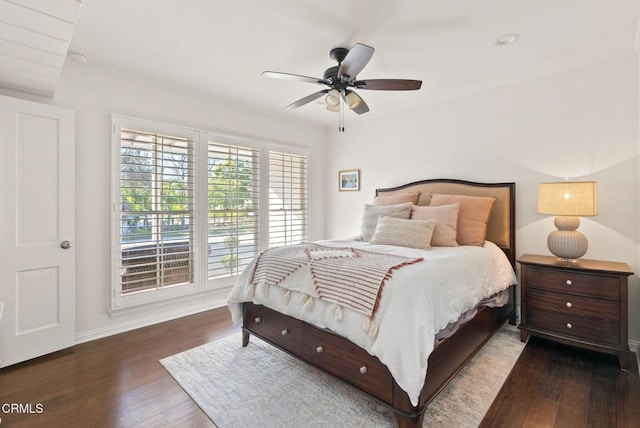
[339,90,345,132]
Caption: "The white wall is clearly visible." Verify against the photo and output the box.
[325,54,640,345]
[1,60,327,342]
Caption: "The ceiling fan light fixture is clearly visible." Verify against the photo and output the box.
[325,89,340,107]
[345,91,362,110]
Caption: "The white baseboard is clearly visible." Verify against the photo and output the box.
[75,288,230,345]
[630,339,639,377]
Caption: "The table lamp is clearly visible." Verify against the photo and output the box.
[537,181,598,262]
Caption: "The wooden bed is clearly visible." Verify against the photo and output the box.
[241,178,516,427]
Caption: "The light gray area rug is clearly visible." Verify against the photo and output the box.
[160,324,524,428]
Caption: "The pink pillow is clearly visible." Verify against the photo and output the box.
[373,192,421,206]
[411,203,459,247]
[429,194,496,246]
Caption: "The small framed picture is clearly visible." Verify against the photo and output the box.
[338,169,360,192]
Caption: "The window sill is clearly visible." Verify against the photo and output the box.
[109,286,231,319]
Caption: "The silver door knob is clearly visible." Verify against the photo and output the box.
[60,240,72,249]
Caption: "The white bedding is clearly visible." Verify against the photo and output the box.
[227,240,517,406]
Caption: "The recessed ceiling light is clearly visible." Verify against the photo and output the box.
[495,33,519,46]
[69,52,88,63]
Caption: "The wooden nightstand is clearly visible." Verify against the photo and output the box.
[518,254,633,370]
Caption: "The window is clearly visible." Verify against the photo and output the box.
[119,128,195,294]
[111,117,309,310]
[207,141,260,279]
[269,150,308,247]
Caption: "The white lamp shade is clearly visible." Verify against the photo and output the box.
[537,181,598,216]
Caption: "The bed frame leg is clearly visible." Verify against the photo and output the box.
[242,330,250,347]
[508,312,517,325]
[395,411,425,428]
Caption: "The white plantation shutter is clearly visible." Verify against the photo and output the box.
[269,150,308,247]
[112,116,311,309]
[207,141,260,279]
[119,128,195,294]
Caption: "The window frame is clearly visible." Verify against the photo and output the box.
[201,132,265,290]
[111,117,201,309]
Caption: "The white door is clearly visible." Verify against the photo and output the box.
[0,95,75,367]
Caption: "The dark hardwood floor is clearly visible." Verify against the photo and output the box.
[480,336,640,428]
[1,307,638,427]
[0,308,237,427]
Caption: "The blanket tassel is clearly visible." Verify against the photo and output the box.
[260,282,270,298]
[303,294,315,312]
[361,317,379,338]
[332,303,344,322]
[283,289,291,306]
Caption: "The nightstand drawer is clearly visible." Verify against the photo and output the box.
[527,289,619,322]
[526,267,619,300]
[527,310,619,346]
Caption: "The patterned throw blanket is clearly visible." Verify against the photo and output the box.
[249,243,423,336]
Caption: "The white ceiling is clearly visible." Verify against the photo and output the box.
[3,1,640,128]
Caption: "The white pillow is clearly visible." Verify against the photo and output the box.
[360,202,413,241]
[370,216,436,250]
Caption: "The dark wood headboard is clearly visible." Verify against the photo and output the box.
[376,178,516,267]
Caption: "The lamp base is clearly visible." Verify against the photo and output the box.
[547,216,588,261]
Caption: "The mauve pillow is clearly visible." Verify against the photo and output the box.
[360,202,413,241]
[373,192,421,206]
[411,203,460,247]
[370,216,436,250]
[429,194,496,246]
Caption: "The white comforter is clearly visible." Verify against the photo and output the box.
[227,240,517,406]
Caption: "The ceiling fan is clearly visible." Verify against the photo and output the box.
[262,43,422,131]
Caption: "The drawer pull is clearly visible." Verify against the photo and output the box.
[315,346,324,354]
[254,317,261,323]
[566,323,573,329]
[565,279,572,286]
[281,329,289,336]
[359,366,368,375]
[566,302,573,308]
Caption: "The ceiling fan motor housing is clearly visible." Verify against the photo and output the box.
[323,66,340,82]
[329,47,349,63]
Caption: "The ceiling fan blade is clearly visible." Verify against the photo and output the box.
[285,89,330,109]
[354,79,422,90]
[262,71,328,85]
[337,43,374,80]
[342,90,369,115]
